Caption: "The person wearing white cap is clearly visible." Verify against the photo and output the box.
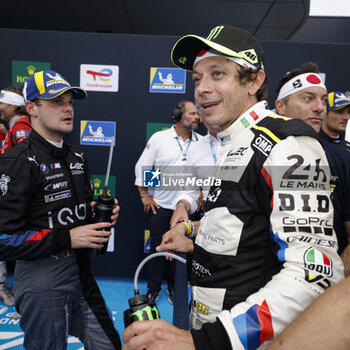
[0,86,31,154]
[275,62,350,262]
[122,25,344,350]
[0,85,31,308]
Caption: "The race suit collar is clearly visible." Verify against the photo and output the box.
[29,129,68,158]
[217,100,269,146]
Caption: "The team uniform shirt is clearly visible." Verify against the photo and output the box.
[319,129,350,152]
[323,141,350,253]
[0,129,121,349]
[190,101,344,350]
[0,115,31,154]
[0,131,4,148]
[135,125,202,212]
[190,133,220,200]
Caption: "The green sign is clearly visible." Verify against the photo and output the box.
[146,122,173,142]
[12,60,51,86]
[90,175,116,200]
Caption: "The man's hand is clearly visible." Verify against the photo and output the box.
[196,191,204,212]
[122,319,195,350]
[142,195,160,214]
[70,222,112,249]
[170,204,189,228]
[156,223,194,256]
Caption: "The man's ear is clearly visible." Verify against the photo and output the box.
[249,69,266,95]
[275,99,285,115]
[25,101,37,117]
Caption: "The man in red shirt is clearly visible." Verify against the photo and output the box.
[0,86,31,154]
[0,86,31,306]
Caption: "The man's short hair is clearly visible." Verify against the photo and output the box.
[276,62,320,102]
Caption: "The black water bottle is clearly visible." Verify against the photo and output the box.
[91,190,115,255]
[123,294,160,327]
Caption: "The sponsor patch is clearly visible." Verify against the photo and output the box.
[70,163,84,175]
[304,247,333,277]
[252,134,273,156]
[44,190,71,203]
[40,164,49,174]
[13,130,30,141]
[0,174,10,196]
[50,163,61,169]
[44,181,69,192]
[46,173,64,181]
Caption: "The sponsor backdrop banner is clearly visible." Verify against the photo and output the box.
[80,120,116,146]
[149,67,186,93]
[80,64,119,92]
[146,122,173,142]
[12,60,51,86]
[1,28,350,279]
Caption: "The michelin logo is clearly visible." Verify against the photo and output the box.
[44,190,71,203]
[150,68,186,94]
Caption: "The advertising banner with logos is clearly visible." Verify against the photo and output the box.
[0,28,350,280]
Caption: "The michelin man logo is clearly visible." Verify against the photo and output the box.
[0,174,10,196]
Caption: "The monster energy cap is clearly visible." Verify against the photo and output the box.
[171,24,265,72]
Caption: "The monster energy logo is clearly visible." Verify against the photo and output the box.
[207,26,224,41]
[131,305,160,321]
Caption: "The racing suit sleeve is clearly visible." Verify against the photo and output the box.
[0,156,71,261]
[191,135,345,350]
[11,120,31,146]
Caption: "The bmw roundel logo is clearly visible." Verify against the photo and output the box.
[40,164,49,174]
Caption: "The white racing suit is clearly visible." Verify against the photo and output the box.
[190,101,344,350]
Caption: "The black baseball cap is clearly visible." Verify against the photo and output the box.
[171,24,265,72]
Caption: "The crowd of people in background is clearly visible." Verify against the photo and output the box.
[1,23,350,350]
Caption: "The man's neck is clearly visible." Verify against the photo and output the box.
[174,124,191,141]
[321,126,339,138]
[32,125,64,144]
[209,131,218,139]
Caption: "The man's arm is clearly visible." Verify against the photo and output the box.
[0,156,71,260]
[135,134,160,213]
[156,220,201,255]
[169,200,191,228]
[190,136,345,350]
[137,186,160,214]
[267,277,350,350]
[11,119,31,146]
[340,221,350,276]
[0,154,117,260]
[216,136,344,348]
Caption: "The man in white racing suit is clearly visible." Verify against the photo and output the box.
[122,25,344,350]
